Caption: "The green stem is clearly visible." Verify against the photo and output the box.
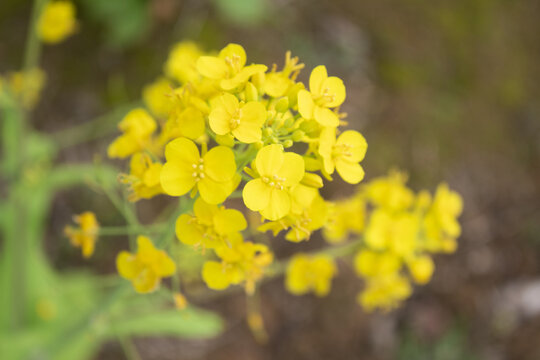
[24,0,47,72]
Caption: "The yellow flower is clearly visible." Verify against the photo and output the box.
[161,105,206,142]
[354,250,402,278]
[297,65,345,127]
[323,194,365,243]
[64,212,99,258]
[243,144,305,220]
[407,255,434,285]
[364,209,419,257]
[175,197,247,250]
[364,171,415,212]
[37,1,77,44]
[5,68,46,109]
[117,236,176,293]
[160,138,237,204]
[285,254,336,297]
[108,108,157,159]
[358,274,412,312]
[263,51,304,98]
[202,235,273,294]
[119,153,163,201]
[209,93,266,143]
[319,128,367,184]
[143,77,173,118]
[173,292,188,310]
[196,43,267,90]
[164,41,203,84]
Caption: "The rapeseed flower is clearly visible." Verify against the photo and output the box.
[164,41,203,84]
[108,108,157,159]
[243,144,305,220]
[37,1,77,44]
[64,211,99,258]
[209,93,266,143]
[285,254,336,296]
[160,137,237,204]
[297,65,345,127]
[117,236,176,293]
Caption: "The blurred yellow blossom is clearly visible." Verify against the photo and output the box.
[164,41,203,84]
[117,236,176,293]
[285,254,336,296]
[108,108,157,159]
[37,1,77,44]
[64,211,99,258]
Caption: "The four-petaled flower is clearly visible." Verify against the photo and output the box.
[160,137,237,204]
[117,236,176,293]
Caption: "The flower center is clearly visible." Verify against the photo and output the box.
[332,143,353,159]
[262,174,286,190]
[191,158,205,182]
[315,87,336,106]
[224,54,243,73]
[230,108,242,130]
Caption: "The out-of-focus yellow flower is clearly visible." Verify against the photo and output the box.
[202,235,273,294]
[4,68,46,109]
[323,194,365,243]
[108,108,157,159]
[117,236,176,293]
[209,93,266,143]
[407,255,434,285]
[423,183,463,253]
[164,41,203,84]
[175,197,247,250]
[173,292,188,310]
[64,211,99,258]
[354,250,401,279]
[297,65,345,127]
[285,253,336,297]
[196,43,267,90]
[319,128,367,184]
[143,77,173,119]
[364,171,415,212]
[161,105,206,143]
[160,137,237,204]
[364,209,419,257]
[357,274,412,312]
[37,1,77,44]
[120,153,163,201]
[243,144,305,220]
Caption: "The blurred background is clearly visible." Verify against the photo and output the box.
[1,0,540,359]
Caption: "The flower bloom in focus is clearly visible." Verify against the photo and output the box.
[243,144,305,220]
[64,211,99,258]
[117,236,176,293]
[37,1,77,44]
[160,137,237,204]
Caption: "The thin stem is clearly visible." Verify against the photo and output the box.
[117,335,142,360]
[23,0,47,72]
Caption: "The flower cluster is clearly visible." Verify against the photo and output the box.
[100,42,462,312]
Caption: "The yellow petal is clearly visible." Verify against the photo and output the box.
[314,106,339,127]
[278,153,305,187]
[116,251,139,280]
[336,130,367,162]
[175,214,205,245]
[217,92,239,115]
[202,261,230,290]
[219,43,246,68]
[214,209,247,235]
[261,189,290,220]
[335,160,365,184]
[209,107,232,135]
[160,162,197,196]
[297,89,314,119]
[176,107,205,139]
[153,252,177,277]
[198,177,233,204]
[203,146,236,181]
[233,122,262,143]
[255,144,284,176]
[243,178,271,211]
[193,197,219,224]
[133,269,160,293]
[241,101,266,126]
[196,56,228,79]
[164,137,200,164]
[322,76,346,107]
[309,65,327,95]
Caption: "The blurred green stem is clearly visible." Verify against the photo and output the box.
[23,0,47,72]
